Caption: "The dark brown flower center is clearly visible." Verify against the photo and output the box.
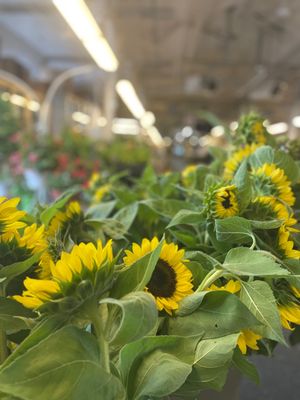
[221,191,232,209]
[147,259,177,297]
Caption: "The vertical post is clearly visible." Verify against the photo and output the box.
[103,72,117,141]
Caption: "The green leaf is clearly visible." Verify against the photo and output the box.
[250,219,282,229]
[113,202,138,231]
[169,291,260,338]
[167,209,205,229]
[215,217,254,245]
[110,238,163,298]
[240,280,286,345]
[142,199,195,218]
[40,187,79,226]
[177,334,239,395]
[101,292,157,347]
[0,298,33,334]
[232,348,260,385]
[86,201,116,219]
[223,248,289,276]
[2,316,67,369]
[0,326,125,400]
[233,161,252,210]
[0,253,41,282]
[119,335,200,400]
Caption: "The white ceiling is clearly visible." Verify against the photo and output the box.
[1,0,300,133]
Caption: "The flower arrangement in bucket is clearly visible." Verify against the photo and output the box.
[0,112,300,400]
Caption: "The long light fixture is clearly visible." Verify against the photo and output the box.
[72,111,91,125]
[292,115,300,128]
[112,118,140,135]
[115,80,145,119]
[267,122,288,135]
[1,92,40,112]
[52,0,118,72]
[115,79,163,145]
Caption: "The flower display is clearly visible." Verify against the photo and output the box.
[1,112,300,400]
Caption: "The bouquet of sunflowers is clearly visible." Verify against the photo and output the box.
[0,112,300,400]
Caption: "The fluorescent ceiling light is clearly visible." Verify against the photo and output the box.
[112,118,140,135]
[4,93,40,112]
[28,100,40,112]
[116,80,145,119]
[147,126,163,146]
[53,0,118,72]
[140,111,155,128]
[211,125,225,137]
[292,115,300,128]
[267,122,288,135]
[72,111,91,125]
[10,94,27,107]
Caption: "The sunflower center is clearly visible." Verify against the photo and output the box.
[221,192,232,209]
[147,259,177,297]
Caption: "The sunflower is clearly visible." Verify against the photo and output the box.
[224,143,260,180]
[253,196,298,230]
[208,279,241,294]
[213,185,239,218]
[251,163,295,206]
[0,197,26,237]
[93,184,111,203]
[277,225,300,260]
[182,165,197,186]
[88,172,101,189]
[0,224,46,267]
[235,112,267,145]
[38,236,64,279]
[237,329,262,354]
[13,240,113,309]
[47,201,83,237]
[251,121,267,144]
[278,303,300,330]
[123,238,193,315]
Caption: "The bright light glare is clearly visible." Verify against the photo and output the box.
[140,111,156,128]
[112,118,140,135]
[116,80,146,119]
[53,0,118,72]
[267,122,288,135]
[72,111,91,125]
[97,116,107,127]
[292,115,300,128]
[175,131,184,143]
[182,126,193,138]
[10,94,27,107]
[229,121,238,131]
[211,125,225,137]
[28,100,40,112]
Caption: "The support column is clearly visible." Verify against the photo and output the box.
[103,72,117,141]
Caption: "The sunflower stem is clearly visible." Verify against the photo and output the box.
[0,284,8,364]
[92,303,110,374]
[196,269,224,292]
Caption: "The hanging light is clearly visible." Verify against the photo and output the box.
[53,0,118,72]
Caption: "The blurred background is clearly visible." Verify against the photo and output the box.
[0,2,299,397]
[1,1,300,207]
